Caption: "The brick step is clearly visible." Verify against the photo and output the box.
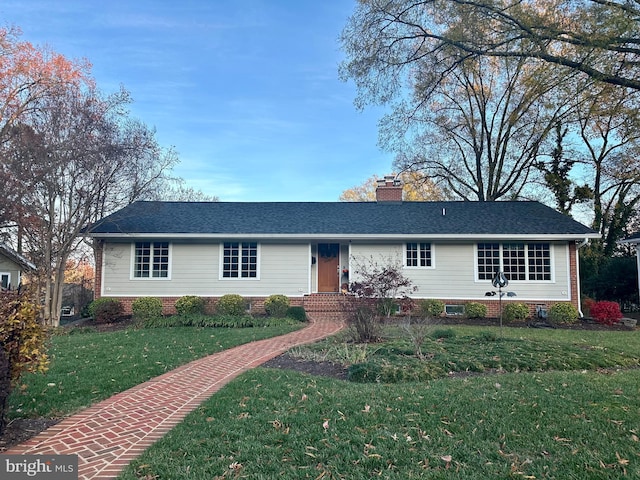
[303,294,349,313]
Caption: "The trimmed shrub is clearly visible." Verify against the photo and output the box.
[0,293,48,381]
[0,344,9,434]
[465,302,487,319]
[132,297,163,323]
[88,298,124,323]
[216,294,246,316]
[175,295,206,315]
[590,301,623,326]
[88,297,117,318]
[286,306,307,322]
[548,303,579,324]
[417,299,444,318]
[502,303,529,322]
[264,294,290,317]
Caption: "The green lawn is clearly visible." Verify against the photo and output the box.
[8,324,302,418]
[117,326,640,479]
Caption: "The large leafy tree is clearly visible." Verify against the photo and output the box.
[342,0,640,92]
[0,27,89,227]
[0,28,217,325]
[341,0,640,300]
[340,172,444,201]
[573,82,640,255]
[4,86,177,326]
[341,3,574,200]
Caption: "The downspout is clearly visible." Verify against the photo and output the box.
[576,238,589,318]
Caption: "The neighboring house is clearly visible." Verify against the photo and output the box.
[86,178,599,317]
[0,242,36,291]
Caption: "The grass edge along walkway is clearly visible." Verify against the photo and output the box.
[5,316,343,480]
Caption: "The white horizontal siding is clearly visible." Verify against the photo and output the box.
[349,242,571,301]
[102,240,573,301]
[102,241,310,297]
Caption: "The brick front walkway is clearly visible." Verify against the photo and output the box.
[5,317,343,479]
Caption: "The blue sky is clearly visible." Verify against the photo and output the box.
[0,1,393,201]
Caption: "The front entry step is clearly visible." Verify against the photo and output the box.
[303,294,350,322]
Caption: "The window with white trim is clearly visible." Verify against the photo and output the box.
[1,273,10,289]
[477,243,500,280]
[477,242,551,281]
[134,242,169,278]
[223,242,257,278]
[406,242,432,267]
[528,243,552,280]
[503,243,526,280]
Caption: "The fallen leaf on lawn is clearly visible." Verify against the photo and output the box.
[616,452,629,466]
[362,404,371,413]
[441,455,452,462]
[322,420,329,431]
[631,434,639,442]
[553,436,571,442]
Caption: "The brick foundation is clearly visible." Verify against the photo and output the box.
[100,293,573,321]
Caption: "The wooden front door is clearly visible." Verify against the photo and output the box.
[317,243,340,292]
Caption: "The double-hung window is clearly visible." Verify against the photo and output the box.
[477,242,551,281]
[406,242,432,267]
[134,242,170,278]
[223,242,258,278]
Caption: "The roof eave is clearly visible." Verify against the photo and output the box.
[88,232,601,241]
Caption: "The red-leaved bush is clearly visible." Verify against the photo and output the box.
[589,301,623,326]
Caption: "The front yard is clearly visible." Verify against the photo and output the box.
[114,324,639,479]
[3,321,639,478]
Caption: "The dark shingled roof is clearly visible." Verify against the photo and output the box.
[87,201,597,238]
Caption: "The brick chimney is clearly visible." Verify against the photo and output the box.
[375,175,403,202]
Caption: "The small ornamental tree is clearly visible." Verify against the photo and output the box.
[589,301,623,326]
[345,254,417,342]
[0,291,49,434]
[349,254,418,318]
